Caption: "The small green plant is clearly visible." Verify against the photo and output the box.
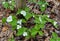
[2,0,59,41]
[37,0,48,11]
[2,0,15,10]
[28,0,48,12]
[50,32,60,41]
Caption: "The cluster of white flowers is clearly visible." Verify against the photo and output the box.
[20,10,26,16]
[17,25,21,29]
[23,32,28,36]
[6,15,12,22]
[17,20,22,25]
[17,20,22,29]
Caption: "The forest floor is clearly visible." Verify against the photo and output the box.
[0,0,60,41]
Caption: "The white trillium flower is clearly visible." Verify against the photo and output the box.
[23,32,28,36]
[17,20,22,25]
[20,11,26,16]
[54,21,57,25]
[6,15,12,22]
[9,1,12,3]
[17,25,21,29]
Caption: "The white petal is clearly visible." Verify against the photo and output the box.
[21,11,26,16]
[17,25,21,29]
[23,32,27,36]
[6,15,12,22]
[17,20,22,25]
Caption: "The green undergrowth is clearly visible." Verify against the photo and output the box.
[2,0,59,41]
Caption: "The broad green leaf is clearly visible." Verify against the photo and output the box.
[34,24,44,30]
[2,2,9,9]
[34,16,40,23]
[25,12,33,20]
[50,38,56,41]
[52,32,58,39]
[22,19,26,23]
[39,31,44,36]
[31,28,38,37]
[25,7,30,12]
[9,6,14,10]
[2,18,6,24]
[11,0,15,6]
[57,37,60,41]
[16,9,22,15]
[16,27,27,36]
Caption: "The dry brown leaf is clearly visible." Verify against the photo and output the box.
[32,9,41,14]
[2,26,9,32]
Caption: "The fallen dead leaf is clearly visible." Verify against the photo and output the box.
[2,26,9,32]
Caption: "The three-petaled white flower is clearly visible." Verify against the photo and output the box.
[6,15,12,22]
[54,21,57,26]
[17,25,21,29]
[20,11,26,16]
[17,20,22,25]
[23,32,28,36]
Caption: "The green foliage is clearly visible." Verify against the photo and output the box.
[2,0,15,10]
[2,17,6,24]
[9,15,17,30]
[25,12,33,20]
[50,32,60,41]
[16,27,27,36]
[16,9,22,15]
[29,0,48,11]
[39,31,44,36]
[2,2,9,9]
[38,0,48,11]
[30,28,38,37]
[52,32,58,39]
[50,38,56,41]
[24,7,30,12]
[2,0,59,41]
